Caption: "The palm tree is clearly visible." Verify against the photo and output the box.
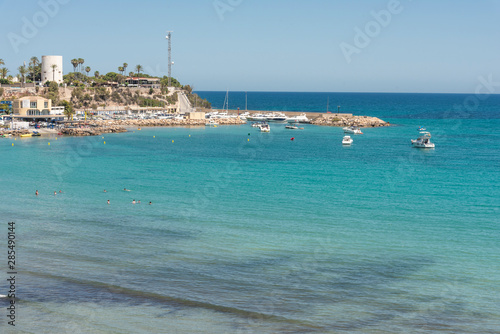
[0,59,4,66]
[71,58,78,72]
[123,63,128,76]
[78,58,84,73]
[51,64,58,82]
[85,66,91,76]
[18,65,27,86]
[135,64,143,77]
[30,56,39,82]
[0,68,8,79]
[118,66,124,75]
[94,71,100,78]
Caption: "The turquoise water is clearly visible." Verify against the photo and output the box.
[1,93,499,333]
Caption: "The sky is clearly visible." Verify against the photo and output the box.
[1,0,499,93]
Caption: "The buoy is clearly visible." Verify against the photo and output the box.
[104,141,106,144]
[172,140,174,143]
[14,138,16,141]
[291,137,295,141]
[153,136,155,138]
[247,138,250,142]
[11,143,14,146]
[55,137,58,140]
[102,136,104,139]
[48,142,50,145]
[189,135,191,137]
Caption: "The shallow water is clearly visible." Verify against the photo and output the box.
[0,92,499,333]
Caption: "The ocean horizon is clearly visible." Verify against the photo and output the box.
[1,91,499,333]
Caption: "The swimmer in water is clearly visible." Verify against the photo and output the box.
[107,200,110,204]
[104,189,107,193]
[54,191,57,196]
[35,190,39,196]
[124,188,131,191]
[149,201,152,205]
[132,199,136,204]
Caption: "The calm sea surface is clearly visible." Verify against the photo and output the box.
[0,92,499,333]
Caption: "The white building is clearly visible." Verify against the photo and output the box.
[41,55,63,84]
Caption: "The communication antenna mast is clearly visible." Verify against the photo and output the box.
[166,31,173,87]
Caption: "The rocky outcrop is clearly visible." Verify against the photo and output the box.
[88,118,246,127]
[310,115,389,127]
[60,126,127,136]
[0,129,31,136]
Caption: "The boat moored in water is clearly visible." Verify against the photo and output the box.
[342,135,353,145]
[343,126,363,134]
[411,131,435,148]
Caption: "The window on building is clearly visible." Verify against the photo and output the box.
[30,102,37,108]
[44,102,48,108]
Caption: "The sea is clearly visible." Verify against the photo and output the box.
[0,92,499,333]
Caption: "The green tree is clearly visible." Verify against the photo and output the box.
[85,66,91,76]
[18,65,27,86]
[123,63,128,76]
[78,58,84,72]
[118,66,124,76]
[94,71,100,78]
[0,68,8,79]
[71,58,79,72]
[135,64,143,78]
[30,56,40,82]
[60,100,74,120]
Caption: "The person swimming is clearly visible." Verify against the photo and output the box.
[104,189,107,192]
[124,188,131,191]
[149,201,152,205]
[35,190,38,196]
[132,199,136,204]
[107,200,110,204]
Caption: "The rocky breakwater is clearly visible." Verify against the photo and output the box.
[311,114,389,127]
[60,126,127,136]
[89,118,246,127]
[0,129,31,136]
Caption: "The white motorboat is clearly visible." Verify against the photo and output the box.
[259,123,270,132]
[343,126,363,134]
[285,124,299,129]
[246,114,267,121]
[286,113,309,123]
[206,119,218,127]
[411,131,435,148]
[265,112,287,122]
[342,135,353,145]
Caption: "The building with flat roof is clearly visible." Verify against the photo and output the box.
[124,77,161,88]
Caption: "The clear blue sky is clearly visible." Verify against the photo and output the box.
[1,0,499,93]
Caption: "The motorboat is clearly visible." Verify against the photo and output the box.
[342,135,353,145]
[418,126,426,131]
[32,131,41,137]
[265,112,287,122]
[246,114,267,121]
[258,123,270,132]
[411,131,435,148]
[286,113,309,123]
[20,133,32,137]
[206,119,219,127]
[343,126,363,134]
[285,124,299,129]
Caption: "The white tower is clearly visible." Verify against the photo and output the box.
[41,55,63,84]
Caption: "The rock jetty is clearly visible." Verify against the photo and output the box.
[88,118,246,127]
[60,126,127,136]
[310,114,389,127]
